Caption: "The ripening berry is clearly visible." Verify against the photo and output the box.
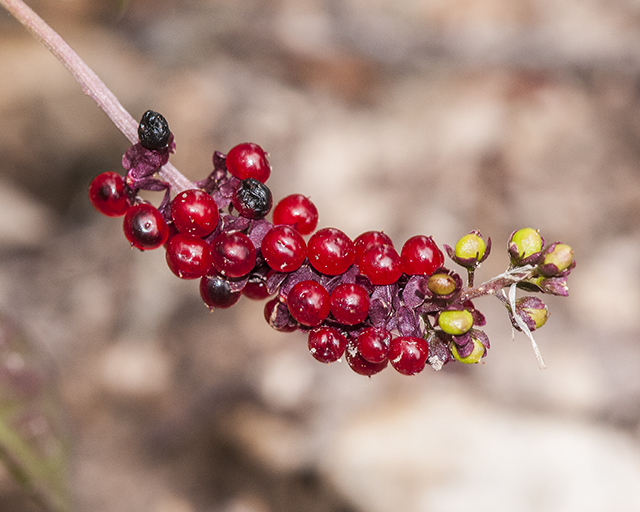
[451,338,485,364]
[438,309,474,336]
[88,171,130,217]
[171,189,219,237]
[261,225,307,272]
[308,228,356,276]
[401,235,444,276]
[515,297,549,330]
[357,244,403,285]
[287,280,330,327]
[165,234,213,279]
[308,327,347,363]
[353,231,394,261]
[427,273,458,296]
[232,178,272,220]
[210,231,256,278]
[138,110,170,149]
[356,327,391,364]
[330,283,370,325]
[123,203,169,250]
[226,142,271,183]
[345,340,388,376]
[200,273,242,309]
[539,243,574,277]
[272,194,319,235]
[389,336,430,376]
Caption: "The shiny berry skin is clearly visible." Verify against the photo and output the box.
[171,189,219,237]
[401,235,444,276]
[165,234,213,279]
[226,142,271,183]
[272,194,319,235]
[307,228,355,276]
[210,231,256,278]
[287,280,330,327]
[356,327,391,364]
[345,340,388,376]
[264,298,299,332]
[243,275,272,300]
[232,178,273,220]
[261,225,307,272]
[389,336,430,376]
[308,327,347,363]
[123,203,169,250]
[330,283,370,325]
[200,273,242,309]
[138,110,170,150]
[358,244,403,285]
[354,231,394,261]
[89,172,130,217]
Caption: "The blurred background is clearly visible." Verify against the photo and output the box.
[1,0,640,510]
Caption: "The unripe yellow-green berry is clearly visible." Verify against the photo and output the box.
[454,233,486,262]
[542,243,573,273]
[428,273,457,296]
[510,228,543,261]
[451,339,485,364]
[438,309,473,336]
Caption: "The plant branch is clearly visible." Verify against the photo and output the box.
[459,265,536,302]
[0,0,194,192]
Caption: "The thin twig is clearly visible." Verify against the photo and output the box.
[0,0,194,192]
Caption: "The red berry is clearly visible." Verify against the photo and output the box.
[264,298,299,332]
[200,273,242,309]
[308,327,347,363]
[330,283,370,325]
[272,194,319,235]
[354,231,393,261]
[226,142,271,183]
[165,234,213,279]
[307,228,355,276]
[261,225,307,272]
[345,340,388,376]
[243,275,272,300]
[356,327,391,364]
[88,171,130,217]
[123,203,169,250]
[389,336,430,375]
[231,178,272,219]
[287,280,330,327]
[358,244,403,285]
[171,189,219,237]
[210,231,256,278]
[401,235,444,276]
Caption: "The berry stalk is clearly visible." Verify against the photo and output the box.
[0,0,194,193]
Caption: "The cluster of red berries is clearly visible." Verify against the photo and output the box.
[89,111,575,376]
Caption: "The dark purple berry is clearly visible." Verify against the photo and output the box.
[232,178,272,220]
[200,273,242,309]
[138,110,170,150]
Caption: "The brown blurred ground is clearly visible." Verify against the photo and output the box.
[2,0,640,511]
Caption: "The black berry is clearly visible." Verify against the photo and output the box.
[232,178,272,220]
[138,110,170,150]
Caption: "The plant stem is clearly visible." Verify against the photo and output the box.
[459,265,535,302]
[0,0,194,192]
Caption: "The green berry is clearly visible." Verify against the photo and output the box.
[542,243,573,274]
[451,338,485,364]
[509,228,543,262]
[454,233,486,262]
[438,309,473,336]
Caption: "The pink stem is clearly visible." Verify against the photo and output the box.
[0,0,194,192]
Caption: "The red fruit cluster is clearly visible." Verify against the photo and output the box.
[89,114,468,377]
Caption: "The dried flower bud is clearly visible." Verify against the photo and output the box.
[514,296,549,331]
[451,337,485,364]
[538,243,575,277]
[444,230,491,268]
[438,308,474,336]
[508,228,544,266]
